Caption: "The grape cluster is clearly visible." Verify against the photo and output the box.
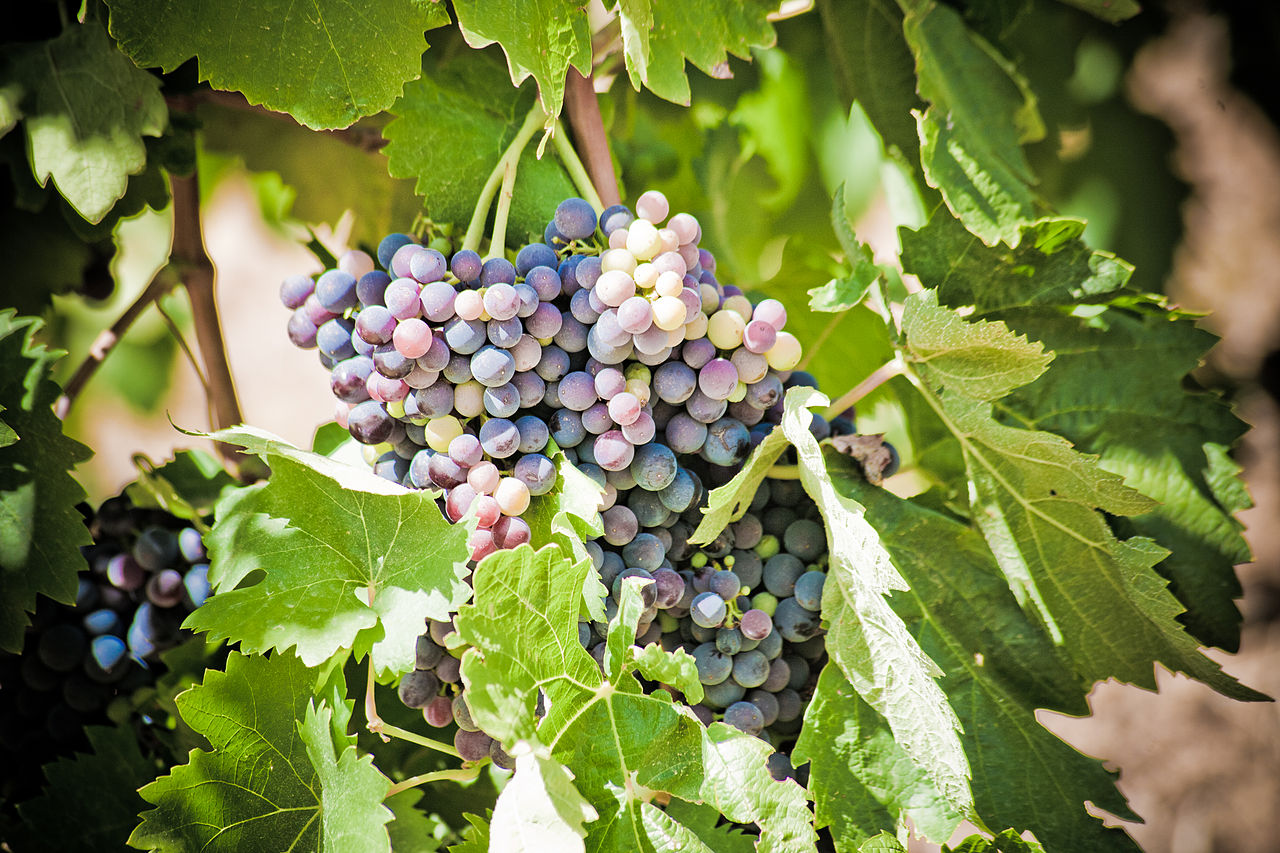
[0,495,211,798]
[280,191,851,770]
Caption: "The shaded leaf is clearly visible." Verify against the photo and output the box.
[1052,0,1141,24]
[808,184,883,312]
[106,0,449,129]
[0,311,92,653]
[1,22,166,222]
[490,745,598,852]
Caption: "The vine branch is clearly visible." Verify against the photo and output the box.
[462,106,546,255]
[563,69,621,208]
[386,766,483,798]
[54,273,173,419]
[821,356,907,421]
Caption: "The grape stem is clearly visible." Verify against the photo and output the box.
[463,106,547,256]
[553,119,605,214]
[487,154,519,261]
[563,69,621,208]
[363,652,463,759]
[385,765,483,798]
[821,356,907,421]
[154,295,211,401]
[54,273,173,419]
[765,464,802,480]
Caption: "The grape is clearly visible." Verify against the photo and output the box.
[582,402,613,434]
[494,515,532,548]
[622,533,666,571]
[630,443,677,491]
[423,695,453,727]
[317,318,357,361]
[448,249,480,282]
[408,248,446,283]
[658,468,696,513]
[731,650,769,689]
[418,281,457,322]
[315,270,358,313]
[481,257,517,286]
[703,418,750,467]
[723,700,765,735]
[280,274,315,309]
[716,628,743,656]
[763,553,805,597]
[593,430,635,471]
[738,608,774,642]
[698,359,738,400]
[702,678,746,710]
[690,592,727,629]
[495,478,531,516]
[443,317,487,354]
[553,314,589,353]
[686,389,727,424]
[664,413,708,454]
[483,282,521,321]
[652,568,686,609]
[555,197,598,239]
[602,506,638,547]
[709,570,741,601]
[516,242,558,275]
[692,643,733,685]
[436,656,462,684]
[470,345,517,388]
[398,669,439,709]
[286,310,319,349]
[773,597,821,642]
[550,409,586,448]
[793,571,826,613]
[455,728,493,762]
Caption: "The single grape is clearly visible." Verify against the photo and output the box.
[690,591,727,629]
[763,553,806,598]
[774,596,821,642]
[692,642,733,685]
[398,669,440,709]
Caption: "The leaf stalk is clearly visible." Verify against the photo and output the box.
[821,356,907,421]
[462,106,546,255]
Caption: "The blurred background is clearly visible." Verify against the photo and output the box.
[42,2,1280,850]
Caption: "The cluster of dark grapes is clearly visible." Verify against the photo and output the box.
[0,495,211,799]
[279,192,851,771]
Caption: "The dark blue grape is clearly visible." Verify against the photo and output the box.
[692,642,733,685]
[356,270,392,307]
[315,270,358,312]
[480,257,517,285]
[773,597,821,643]
[554,197,598,240]
[450,249,483,282]
[723,700,765,735]
[377,233,416,270]
[794,571,825,611]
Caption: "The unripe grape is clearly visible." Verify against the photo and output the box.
[494,478,531,516]
[601,248,637,275]
[424,416,463,452]
[765,332,803,371]
[707,310,746,350]
[652,296,686,331]
[635,190,670,224]
[626,219,663,260]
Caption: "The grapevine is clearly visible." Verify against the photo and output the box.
[0,2,1274,853]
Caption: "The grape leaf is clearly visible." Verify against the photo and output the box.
[815,0,921,160]
[632,643,704,705]
[994,307,1251,651]
[454,545,816,851]
[105,0,448,130]
[15,726,154,853]
[618,0,779,107]
[689,425,790,545]
[489,745,598,852]
[793,665,962,848]
[452,1,592,121]
[900,292,1265,701]
[776,386,973,817]
[947,829,1047,853]
[659,798,756,853]
[185,425,471,674]
[1052,0,1140,23]
[900,212,1134,312]
[902,1,1044,245]
[828,456,1143,851]
[449,813,492,853]
[385,790,446,852]
[0,22,166,223]
[126,448,238,527]
[0,311,92,653]
[383,50,576,240]
[808,184,883,312]
[131,652,394,853]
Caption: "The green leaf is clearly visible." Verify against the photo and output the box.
[728,48,810,212]
[452,1,592,120]
[793,665,962,847]
[383,51,576,240]
[490,745,598,852]
[185,425,471,674]
[808,184,883,312]
[900,212,1134,312]
[1,22,166,223]
[946,828,1047,853]
[829,457,1143,851]
[106,0,448,130]
[901,289,1053,402]
[130,652,394,853]
[1052,0,1141,24]
[776,386,972,818]
[455,545,816,851]
[632,643,704,706]
[815,0,921,160]
[126,449,238,526]
[903,2,1044,245]
[301,695,397,852]
[660,799,757,853]
[16,726,155,853]
[995,307,1251,651]
[0,311,92,653]
[618,0,780,107]
[900,293,1265,701]
[690,425,790,545]
[385,790,446,852]
[449,813,492,853]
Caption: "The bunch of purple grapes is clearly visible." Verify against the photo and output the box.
[0,495,212,799]
[279,191,848,767]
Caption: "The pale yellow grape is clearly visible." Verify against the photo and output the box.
[658,228,680,254]
[495,477,531,516]
[698,282,720,312]
[625,377,651,405]
[455,289,484,321]
[634,262,659,290]
[608,229,629,250]
[386,399,407,419]
[766,331,803,370]
[601,248,637,275]
[626,219,663,260]
[728,381,748,403]
[652,295,687,330]
[685,311,709,339]
[667,212,699,244]
[708,310,746,349]
[636,190,670,224]
[666,327,685,347]
[468,461,500,495]
[362,443,389,465]
[655,270,684,297]
[596,269,636,306]
[723,295,754,323]
[426,417,465,453]
[453,381,485,418]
